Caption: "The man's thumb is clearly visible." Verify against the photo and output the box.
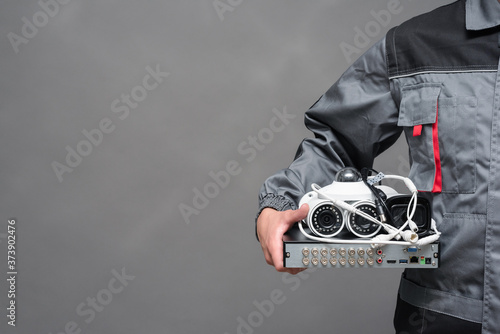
[286,204,309,223]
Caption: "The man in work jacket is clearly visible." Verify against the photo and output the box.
[256,0,500,332]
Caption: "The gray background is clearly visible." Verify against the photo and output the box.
[0,0,453,333]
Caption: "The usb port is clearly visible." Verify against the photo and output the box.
[399,259,408,264]
[387,260,396,264]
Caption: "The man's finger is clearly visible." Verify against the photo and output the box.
[283,204,309,226]
[267,204,310,271]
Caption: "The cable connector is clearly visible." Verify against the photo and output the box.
[416,233,440,246]
[403,178,418,193]
[407,219,419,232]
[371,233,397,248]
[399,230,418,243]
[374,198,387,223]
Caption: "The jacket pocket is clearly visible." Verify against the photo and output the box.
[399,214,486,321]
[398,83,477,193]
[436,213,486,298]
[398,83,442,192]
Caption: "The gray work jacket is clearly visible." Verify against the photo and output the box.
[257,0,500,331]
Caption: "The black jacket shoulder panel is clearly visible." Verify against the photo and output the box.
[386,0,500,78]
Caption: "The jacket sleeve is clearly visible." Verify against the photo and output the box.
[257,37,402,219]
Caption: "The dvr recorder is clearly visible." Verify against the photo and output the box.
[283,225,440,269]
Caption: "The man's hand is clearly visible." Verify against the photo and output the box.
[256,204,309,275]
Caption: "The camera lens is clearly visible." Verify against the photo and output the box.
[310,203,343,237]
[318,210,334,228]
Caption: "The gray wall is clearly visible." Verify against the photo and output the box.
[0,1,453,333]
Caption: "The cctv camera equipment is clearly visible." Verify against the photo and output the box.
[283,167,441,269]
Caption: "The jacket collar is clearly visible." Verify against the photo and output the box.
[466,0,500,30]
